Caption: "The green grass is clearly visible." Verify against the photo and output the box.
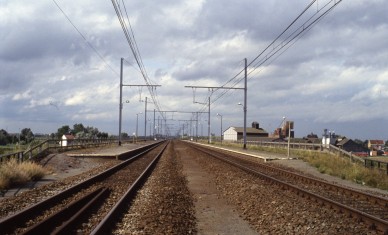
[297,150,388,190]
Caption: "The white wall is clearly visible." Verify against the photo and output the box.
[223,127,237,141]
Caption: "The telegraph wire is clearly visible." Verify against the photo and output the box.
[248,0,318,68]
[112,0,166,121]
[52,0,119,76]
[181,1,343,129]
[208,0,343,108]
[247,0,341,77]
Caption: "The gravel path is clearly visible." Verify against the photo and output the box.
[180,141,380,234]
[178,144,258,235]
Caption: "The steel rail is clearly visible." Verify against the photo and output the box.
[90,141,169,235]
[0,141,165,234]
[20,187,109,235]
[213,146,388,209]
[189,143,388,233]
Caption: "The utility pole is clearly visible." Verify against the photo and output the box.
[118,57,161,145]
[122,85,160,139]
[118,58,124,146]
[144,97,147,140]
[243,58,247,149]
[185,83,244,145]
[217,113,223,144]
[153,109,156,140]
[196,112,198,142]
[208,96,211,143]
[145,110,206,141]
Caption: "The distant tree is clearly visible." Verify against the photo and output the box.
[75,131,88,139]
[73,123,85,134]
[385,140,388,147]
[121,132,129,139]
[20,128,34,143]
[0,129,11,145]
[55,124,110,139]
[97,132,108,139]
[56,125,71,138]
[85,126,99,138]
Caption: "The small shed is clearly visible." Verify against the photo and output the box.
[336,138,369,156]
[61,134,75,147]
[223,126,269,141]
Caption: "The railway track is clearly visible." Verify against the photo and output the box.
[186,142,388,234]
[0,141,168,234]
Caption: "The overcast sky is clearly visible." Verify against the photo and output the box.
[1,0,388,140]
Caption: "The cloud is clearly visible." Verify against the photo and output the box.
[1,0,388,140]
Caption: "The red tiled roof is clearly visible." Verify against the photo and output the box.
[63,134,75,140]
[369,140,384,145]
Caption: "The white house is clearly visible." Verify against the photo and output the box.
[61,134,75,147]
[223,124,269,141]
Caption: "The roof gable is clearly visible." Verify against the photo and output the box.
[62,134,75,140]
[233,127,268,134]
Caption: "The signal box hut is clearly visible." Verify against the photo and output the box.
[223,122,269,141]
[61,134,75,147]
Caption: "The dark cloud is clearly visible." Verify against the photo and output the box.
[1,0,387,140]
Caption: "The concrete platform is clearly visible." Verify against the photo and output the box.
[66,142,155,159]
[188,141,295,162]
[0,142,156,199]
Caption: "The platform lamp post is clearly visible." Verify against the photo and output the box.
[283,116,294,158]
[288,120,291,158]
[238,102,247,149]
[136,112,142,141]
[216,113,223,144]
[287,120,294,158]
[148,119,152,138]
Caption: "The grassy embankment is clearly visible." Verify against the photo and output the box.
[209,141,388,191]
[1,141,49,191]
[0,159,48,191]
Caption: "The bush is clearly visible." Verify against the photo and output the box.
[0,159,48,190]
[18,161,47,180]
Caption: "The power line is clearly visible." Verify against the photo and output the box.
[52,0,119,76]
[111,0,165,119]
[248,0,342,77]
[208,0,343,107]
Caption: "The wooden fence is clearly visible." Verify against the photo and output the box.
[325,144,364,164]
[225,140,388,175]
[364,158,388,175]
[0,138,122,163]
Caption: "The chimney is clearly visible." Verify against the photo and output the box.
[252,122,259,129]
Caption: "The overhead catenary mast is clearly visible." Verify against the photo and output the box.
[185,59,247,147]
